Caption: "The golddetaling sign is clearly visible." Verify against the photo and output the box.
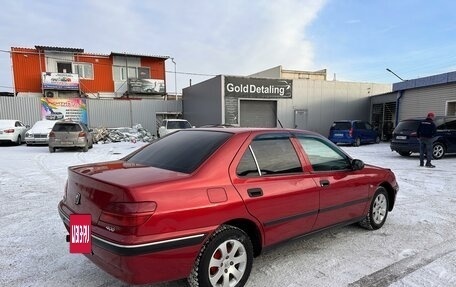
[224,76,292,98]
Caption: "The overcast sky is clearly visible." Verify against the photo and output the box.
[1,0,456,93]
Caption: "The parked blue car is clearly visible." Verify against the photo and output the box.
[328,120,380,146]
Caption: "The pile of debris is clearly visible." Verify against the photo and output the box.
[91,124,156,144]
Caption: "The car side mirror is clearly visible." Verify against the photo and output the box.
[351,159,365,171]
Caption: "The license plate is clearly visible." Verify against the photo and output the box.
[334,133,343,137]
[396,136,407,140]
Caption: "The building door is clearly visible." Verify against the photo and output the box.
[294,110,308,130]
[240,100,277,127]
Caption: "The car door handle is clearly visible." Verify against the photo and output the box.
[247,188,263,197]
[320,180,330,187]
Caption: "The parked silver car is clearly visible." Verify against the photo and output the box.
[48,121,93,153]
[25,120,57,145]
[158,119,193,138]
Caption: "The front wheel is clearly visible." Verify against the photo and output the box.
[188,225,253,287]
[359,187,389,230]
[432,142,445,159]
[16,135,22,145]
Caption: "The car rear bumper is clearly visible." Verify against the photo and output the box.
[329,137,355,144]
[390,141,420,153]
[49,139,87,148]
[58,201,206,284]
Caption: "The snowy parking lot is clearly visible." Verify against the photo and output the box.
[1,141,455,287]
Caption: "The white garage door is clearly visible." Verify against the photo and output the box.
[240,100,277,127]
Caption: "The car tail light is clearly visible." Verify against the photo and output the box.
[349,128,353,137]
[410,132,417,137]
[49,131,55,138]
[78,132,86,137]
[4,129,14,133]
[99,202,157,227]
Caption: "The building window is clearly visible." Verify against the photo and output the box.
[74,63,94,79]
[57,62,73,73]
[138,67,150,79]
[120,67,138,81]
[116,66,150,81]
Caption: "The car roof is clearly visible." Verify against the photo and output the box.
[190,127,322,137]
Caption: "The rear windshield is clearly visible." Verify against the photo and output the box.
[167,121,191,129]
[52,123,82,132]
[331,122,352,130]
[126,130,232,174]
[394,120,420,132]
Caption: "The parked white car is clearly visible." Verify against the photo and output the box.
[0,119,29,145]
[25,120,57,145]
[158,119,193,138]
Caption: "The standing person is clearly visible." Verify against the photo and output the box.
[417,112,437,168]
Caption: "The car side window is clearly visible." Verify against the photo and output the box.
[444,119,456,130]
[236,133,303,177]
[297,136,351,171]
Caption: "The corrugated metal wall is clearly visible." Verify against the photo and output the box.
[0,97,182,134]
[399,83,456,120]
[277,80,392,136]
[0,97,41,125]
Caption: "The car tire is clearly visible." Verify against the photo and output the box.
[359,187,389,230]
[15,135,22,145]
[432,142,445,159]
[398,151,411,157]
[188,225,253,287]
[353,138,361,147]
[49,147,55,153]
[82,144,88,152]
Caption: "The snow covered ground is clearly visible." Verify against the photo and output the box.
[1,141,455,287]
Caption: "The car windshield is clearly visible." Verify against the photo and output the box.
[167,121,191,129]
[126,130,232,173]
[331,122,351,130]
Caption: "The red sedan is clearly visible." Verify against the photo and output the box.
[58,128,398,286]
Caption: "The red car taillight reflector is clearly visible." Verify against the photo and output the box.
[49,131,55,138]
[78,132,86,137]
[349,128,353,137]
[99,202,157,227]
[4,129,14,133]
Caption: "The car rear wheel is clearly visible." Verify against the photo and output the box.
[49,147,55,153]
[359,187,389,230]
[353,137,361,147]
[188,225,253,287]
[82,144,89,152]
[432,142,445,159]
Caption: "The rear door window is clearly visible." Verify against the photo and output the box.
[236,133,303,177]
